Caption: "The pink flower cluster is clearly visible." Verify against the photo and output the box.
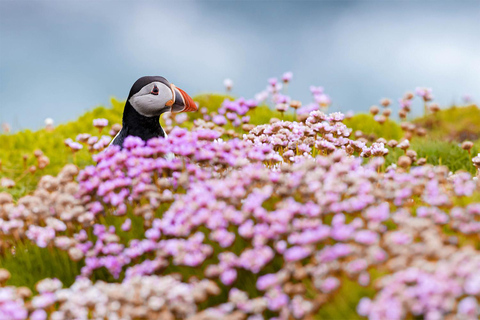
[217,98,258,127]
[0,274,220,320]
[46,135,478,318]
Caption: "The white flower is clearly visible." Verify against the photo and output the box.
[223,78,233,90]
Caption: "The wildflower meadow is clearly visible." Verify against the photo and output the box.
[1,73,480,320]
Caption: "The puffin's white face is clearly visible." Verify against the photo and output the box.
[128,81,173,117]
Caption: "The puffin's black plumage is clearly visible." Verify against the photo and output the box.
[111,101,166,146]
[111,76,197,148]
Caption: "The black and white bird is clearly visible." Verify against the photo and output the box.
[111,76,197,147]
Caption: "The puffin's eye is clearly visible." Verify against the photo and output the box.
[151,85,159,95]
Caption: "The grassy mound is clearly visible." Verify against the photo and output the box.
[414,104,480,141]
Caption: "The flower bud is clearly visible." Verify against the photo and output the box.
[0,269,10,284]
[275,103,289,113]
[380,98,391,107]
[17,287,32,299]
[297,114,309,122]
[369,105,380,115]
[429,103,440,112]
[290,100,302,110]
[387,140,398,148]
[0,192,13,205]
[375,115,386,124]
[403,131,413,140]
[242,124,255,132]
[416,127,427,137]
[38,156,50,169]
[110,123,123,137]
[68,247,84,261]
[400,122,412,131]
[382,109,392,117]
[397,155,412,168]
[406,149,417,162]
[417,158,427,165]
[397,139,410,150]
[461,141,473,151]
[33,149,44,158]
[355,130,364,139]
[472,154,480,168]
[0,178,15,188]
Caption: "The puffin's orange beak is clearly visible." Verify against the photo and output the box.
[176,87,198,112]
[169,84,198,113]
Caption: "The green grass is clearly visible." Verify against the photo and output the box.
[345,113,403,141]
[414,104,480,141]
[411,138,479,173]
[315,276,376,320]
[383,138,480,174]
[0,242,81,290]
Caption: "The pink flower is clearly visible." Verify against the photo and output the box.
[320,277,340,293]
[257,274,278,291]
[354,230,379,245]
[282,71,293,83]
[93,118,109,128]
[364,202,390,222]
[121,219,132,232]
[30,309,47,320]
[284,246,311,262]
[457,297,478,318]
[357,298,372,316]
[212,115,227,126]
[220,269,237,285]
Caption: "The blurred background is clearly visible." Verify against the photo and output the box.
[0,0,479,131]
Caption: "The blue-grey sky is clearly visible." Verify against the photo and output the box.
[1,0,479,131]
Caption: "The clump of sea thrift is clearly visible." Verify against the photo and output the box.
[47,137,480,318]
[0,275,220,319]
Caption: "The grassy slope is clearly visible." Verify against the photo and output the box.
[0,98,124,199]
[345,110,480,174]
[1,99,478,196]
[0,98,479,319]
[1,99,479,199]
[414,104,480,141]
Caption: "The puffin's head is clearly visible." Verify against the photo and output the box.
[127,76,198,117]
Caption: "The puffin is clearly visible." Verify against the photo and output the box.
[111,76,197,147]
